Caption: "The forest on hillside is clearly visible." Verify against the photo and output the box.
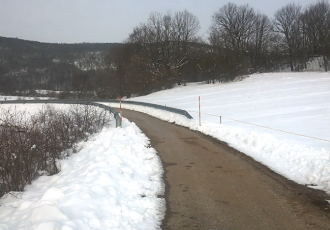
[0,1,329,98]
[0,36,120,97]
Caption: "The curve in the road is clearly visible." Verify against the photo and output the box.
[122,109,330,230]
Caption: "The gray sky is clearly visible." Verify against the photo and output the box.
[0,0,319,44]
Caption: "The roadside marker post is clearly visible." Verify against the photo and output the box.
[120,97,122,128]
[199,96,201,126]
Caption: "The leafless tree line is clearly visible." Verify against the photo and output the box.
[108,1,330,97]
[209,0,330,73]
[0,105,112,197]
[274,1,330,71]
[113,10,201,96]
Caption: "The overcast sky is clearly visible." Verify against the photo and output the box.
[0,0,319,44]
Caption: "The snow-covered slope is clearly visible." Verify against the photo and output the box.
[131,73,330,149]
[0,72,329,229]
[117,72,330,194]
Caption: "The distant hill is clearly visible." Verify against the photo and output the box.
[0,36,122,94]
[1,36,327,98]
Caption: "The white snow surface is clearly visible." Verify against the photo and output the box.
[106,72,330,194]
[0,72,329,229]
[0,104,70,117]
[0,96,49,100]
[0,113,165,230]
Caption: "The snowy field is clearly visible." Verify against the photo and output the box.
[0,72,329,229]
[0,104,68,117]
[0,104,165,230]
[0,95,49,100]
[107,72,330,195]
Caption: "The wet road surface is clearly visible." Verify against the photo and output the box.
[122,109,330,230]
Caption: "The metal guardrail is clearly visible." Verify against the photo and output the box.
[95,99,194,119]
[0,99,121,127]
[2,100,328,144]
[0,99,193,127]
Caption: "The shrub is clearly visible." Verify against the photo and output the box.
[0,104,113,197]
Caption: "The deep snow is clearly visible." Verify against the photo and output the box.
[0,107,165,230]
[1,72,330,230]
[107,72,330,194]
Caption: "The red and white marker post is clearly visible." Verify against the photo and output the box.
[119,96,122,128]
[199,96,201,126]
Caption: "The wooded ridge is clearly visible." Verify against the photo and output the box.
[1,1,330,98]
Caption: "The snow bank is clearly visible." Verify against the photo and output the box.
[107,103,330,194]
[0,119,165,230]
[103,72,330,195]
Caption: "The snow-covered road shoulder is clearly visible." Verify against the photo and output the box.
[105,103,330,196]
[111,72,330,196]
[0,118,165,230]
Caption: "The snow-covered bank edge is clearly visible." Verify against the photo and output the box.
[105,102,330,195]
[0,118,165,230]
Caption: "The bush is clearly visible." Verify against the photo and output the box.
[0,104,113,197]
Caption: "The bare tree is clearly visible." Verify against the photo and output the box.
[210,3,257,52]
[209,3,258,76]
[250,13,274,71]
[273,3,302,71]
[172,10,200,54]
[301,0,330,71]
[127,10,200,90]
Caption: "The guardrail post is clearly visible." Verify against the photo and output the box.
[220,116,222,124]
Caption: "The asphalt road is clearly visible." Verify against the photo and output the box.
[122,109,330,230]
